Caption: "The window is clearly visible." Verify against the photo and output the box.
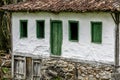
[20,20,28,38]
[36,20,45,38]
[91,22,102,43]
[69,21,79,41]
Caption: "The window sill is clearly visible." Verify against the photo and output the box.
[37,38,45,39]
[20,37,27,39]
[92,42,102,44]
[69,40,79,42]
[50,54,61,59]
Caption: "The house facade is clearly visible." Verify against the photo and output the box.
[1,0,120,79]
[12,12,115,63]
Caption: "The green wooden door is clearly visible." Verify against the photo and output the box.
[50,21,62,56]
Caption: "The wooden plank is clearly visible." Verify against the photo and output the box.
[110,13,120,80]
[14,57,25,61]
[14,56,26,79]
[24,57,26,79]
[12,55,14,79]
[14,73,24,75]
[33,61,41,63]
[32,59,41,80]
[115,13,119,72]
[26,57,32,80]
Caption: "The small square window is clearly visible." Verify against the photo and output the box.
[69,21,79,41]
[36,20,45,38]
[20,20,28,38]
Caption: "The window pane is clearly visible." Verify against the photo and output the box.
[91,22,102,43]
[36,21,45,38]
[20,20,27,38]
[69,21,78,41]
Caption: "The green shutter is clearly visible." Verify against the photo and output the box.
[36,20,45,38]
[20,20,28,38]
[91,22,102,43]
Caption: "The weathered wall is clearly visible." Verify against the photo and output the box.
[12,12,115,63]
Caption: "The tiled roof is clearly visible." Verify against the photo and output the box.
[0,0,120,12]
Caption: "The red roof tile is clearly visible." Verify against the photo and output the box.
[0,0,120,12]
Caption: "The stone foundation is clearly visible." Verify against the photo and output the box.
[41,58,113,80]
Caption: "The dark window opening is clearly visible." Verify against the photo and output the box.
[20,20,27,38]
[36,21,45,38]
[69,21,79,41]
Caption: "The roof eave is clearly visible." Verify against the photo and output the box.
[6,10,120,13]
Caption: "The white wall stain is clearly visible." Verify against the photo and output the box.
[12,12,115,63]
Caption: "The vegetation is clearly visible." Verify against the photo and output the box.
[0,0,12,52]
[0,0,27,79]
[0,0,11,79]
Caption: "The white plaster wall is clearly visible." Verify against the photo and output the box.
[12,12,115,63]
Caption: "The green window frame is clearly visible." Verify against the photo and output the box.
[36,20,45,39]
[69,21,79,42]
[91,22,102,43]
[20,20,28,38]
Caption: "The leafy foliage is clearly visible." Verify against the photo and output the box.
[0,0,12,51]
[2,67,9,74]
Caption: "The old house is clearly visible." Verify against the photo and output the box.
[1,0,120,79]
